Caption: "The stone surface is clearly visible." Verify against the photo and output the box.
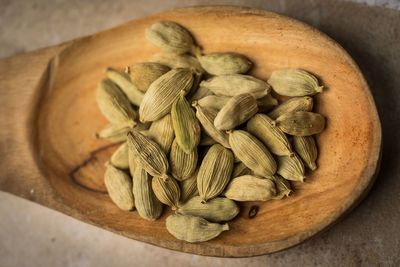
[0,0,399,266]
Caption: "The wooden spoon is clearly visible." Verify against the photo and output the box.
[0,6,381,257]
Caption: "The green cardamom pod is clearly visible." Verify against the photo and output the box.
[180,170,199,203]
[228,130,277,177]
[189,86,213,102]
[133,166,163,221]
[110,142,129,169]
[268,69,323,96]
[96,123,130,143]
[127,130,169,180]
[150,52,204,73]
[274,111,326,136]
[200,74,270,98]
[271,175,292,199]
[177,196,239,222]
[199,133,217,146]
[257,94,279,113]
[197,144,234,203]
[96,79,137,126]
[105,68,144,106]
[166,214,229,243]
[293,136,318,170]
[277,153,305,182]
[247,113,293,156]
[171,93,201,153]
[147,114,175,154]
[224,175,276,201]
[152,176,181,210]
[232,162,252,178]
[170,139,198,181]
[139,68,194,122]
[268,96,313,119]
[104,163,134,211]
[214,93,258,130]
[197,52,252,75]
[197,95,230,111]
[128,62,170,92]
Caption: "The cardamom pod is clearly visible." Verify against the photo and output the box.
[104,163,134,210]
[214,93,258,130]
[293,136,318,170]
[277,153,305,182]
[197,52,252,75]
[271,175,292,199]
[96,123,130,143]
[224,175,276,201]
[192,103,230,148]
[128,62,170,92]
[228,130,277,177]
[177,196,239,222]
[274,111,326,136]
[197,144,234,203]
[166,214,229,243]
[232,162,252,178]
[147,114,175,153]
[199,133,217,146]
[145,21,198,54]
[133,166,163,221]
[152,176,181,210]
[247,113,293,156]
[180,170,199,203]
[96,79,137,125]
[170,139,198,181]
[268,96,313,119]
[106,68,144,106]
[197,95,230,111]
[200,74,270,98]
[126,130,169,180]
[189,86,214,102]
[257,94,279,112]
[139,68,194,122]
[110,142,129,169]
[150,52,203,73]
[171,93,201,153]
[128,145,137,178]
[268,69,323,96]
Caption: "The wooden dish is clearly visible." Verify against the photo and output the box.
[0,6,381,257]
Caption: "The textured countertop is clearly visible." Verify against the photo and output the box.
[1,1,399,266]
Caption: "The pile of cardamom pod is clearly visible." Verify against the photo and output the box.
[96,21,326,243]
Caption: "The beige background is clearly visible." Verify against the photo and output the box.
[1,1,400,266]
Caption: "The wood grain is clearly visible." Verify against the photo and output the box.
[0,6,381,257]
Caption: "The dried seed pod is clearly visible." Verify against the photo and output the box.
[268,96,313,119]
[247,113,293,156]
[152,176,181,210]
[274,111,326,136]
[197,144,234,203]
[110,142,129,169]
[180,170,199,203]
[96,124,130,143]
[268,69,323,96]
[193,103,231,148]
[150,52,203,73]
[128,145,137,178]
[200,74,270,98]
[228,130,277,177]
[171,93,201,153]
[232,162,252,178]
[166,214,229,243]
[189,86,214,102]
[197,95,230,111]
[197,52,252,75]
[177,196,239,222]
[139,68,194,122]
[224,175,276,201]
[133,166,163,221]
[147,114,175,153]
[106,68,144,106]
[170,139,198,181]
[214,93,258,130]
[257,94,279,112]
[271,175,292,199]
[104,163,134,211]
[127,131,169,180]
[145,21,198,54]
[96,79,137,125]
[128,62,170,92]
[277,153,306,182]
[199,133,217,146]
[293,136,318,170]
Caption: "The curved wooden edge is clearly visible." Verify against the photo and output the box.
[0,6,382,257]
